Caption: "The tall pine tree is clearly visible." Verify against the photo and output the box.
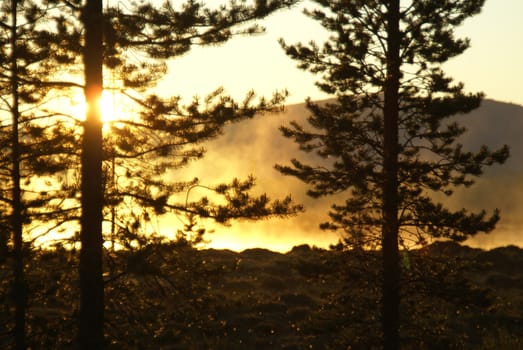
[79,0,105,347]
[275,1,508,348]
[0,1,79,347]
[75,0,300,347]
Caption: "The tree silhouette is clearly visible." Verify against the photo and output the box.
[0,1,80,348]
[2,0,302,347]
[76,0,300,347]
[275,1,508,348]
[78,0,105,347]
[7,2,26,347]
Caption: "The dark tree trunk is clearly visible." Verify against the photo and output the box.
[79,0,105,348]
[10,1,27,349]
[382,1,401,349]
[0,230,7,264]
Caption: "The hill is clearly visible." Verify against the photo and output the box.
[176,99,523,251]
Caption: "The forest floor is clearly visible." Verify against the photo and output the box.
[1,241,522,349]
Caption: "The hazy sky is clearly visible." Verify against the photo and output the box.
[153,0,523,251]
[159,0,523,106]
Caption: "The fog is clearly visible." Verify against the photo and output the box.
[169,99,523,252]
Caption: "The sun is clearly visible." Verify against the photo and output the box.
[70,89,122,123]
[99,89,119,123]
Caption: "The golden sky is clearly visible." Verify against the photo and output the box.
[113,0,523,252]
[159,0,523,106]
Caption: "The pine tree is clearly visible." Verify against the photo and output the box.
[0,1,80,348]
[275,1,508,348]
[95,0,304,244]
[74,0,300,347]
[78,0,105,347]
[7,1,26,347]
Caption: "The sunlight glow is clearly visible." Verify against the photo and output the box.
[100,90,119,123]
[69,89,123,124]
[38,0,522,253]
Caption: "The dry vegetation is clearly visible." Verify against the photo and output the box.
[1,241,522,349]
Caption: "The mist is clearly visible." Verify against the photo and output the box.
[169,99,523,252]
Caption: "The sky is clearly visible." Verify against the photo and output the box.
[152,0,523,252]
[159,0,523,106]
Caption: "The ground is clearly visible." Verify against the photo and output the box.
[1,241,522,349]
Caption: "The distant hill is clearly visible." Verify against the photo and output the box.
[175,99,523,251]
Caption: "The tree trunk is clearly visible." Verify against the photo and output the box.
[79,0,105,348]
[382,0,401,349]
[10,1,27,348]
